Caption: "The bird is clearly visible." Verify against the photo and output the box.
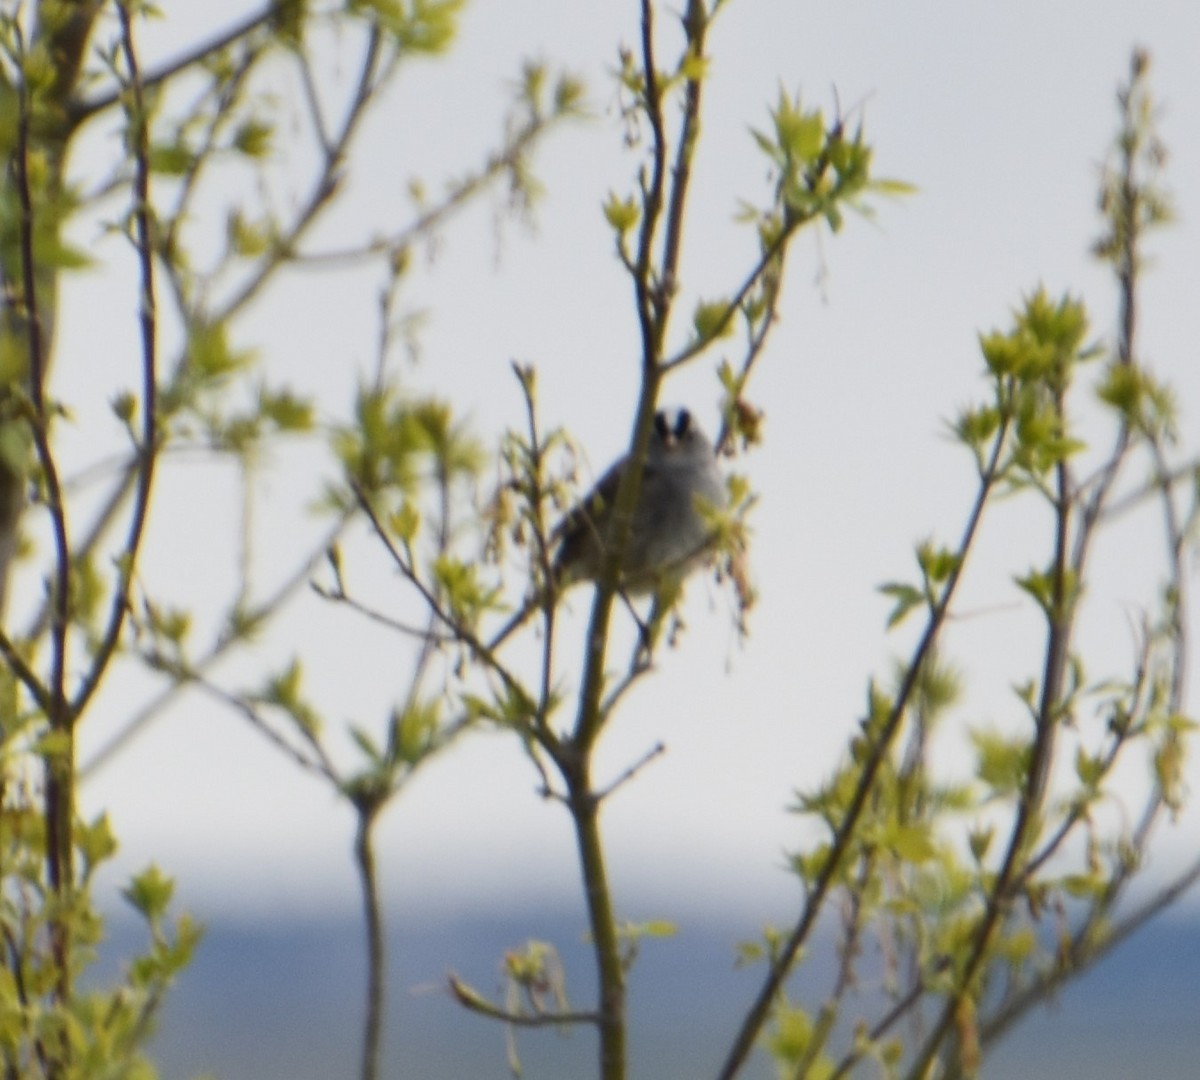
[551,407,727,595]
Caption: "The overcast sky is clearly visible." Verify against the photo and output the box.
[51,1,1200,923]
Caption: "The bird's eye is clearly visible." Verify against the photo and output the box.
[674,409,692,438]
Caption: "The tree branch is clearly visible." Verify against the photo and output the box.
[69,4,280,126]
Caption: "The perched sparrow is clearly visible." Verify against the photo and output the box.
[552,407,727,594]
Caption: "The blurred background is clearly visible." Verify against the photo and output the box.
[48,1,1200,1076]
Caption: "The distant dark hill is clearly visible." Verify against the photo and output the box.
[96,906,1200,1079]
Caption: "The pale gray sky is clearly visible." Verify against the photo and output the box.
[51,1,1200,921]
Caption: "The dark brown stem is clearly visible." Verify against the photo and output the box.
[632,0,668,354]
[13,24,74,1028]
[657,0,708,323]
[73,2,159,717]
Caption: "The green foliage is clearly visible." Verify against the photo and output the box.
[0,1,575,1077]
[749,87,911,235]
[753,53,1199,1080]
[0,3,1193,1080]
[0,758,195,1080]
[347,0,464,53]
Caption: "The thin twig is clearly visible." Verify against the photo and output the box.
[80,515,354,779]
[73,3,160,719]
[979,854,1200,1051]
[594,741,665,803]
[905,395,1073,1080]
[215,26,389,324]
[69,4,279,125]
[312,582,455,643]
[717,414,1011,1080]
[187,671,339,782]
[295,113,560,268]
[351,481,534,719]
[449,976,601,1027]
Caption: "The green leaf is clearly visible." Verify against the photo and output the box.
[618,919,678,941]
[602,191,640,233]
[749,126,784,167]
[773,90,824,164]
[680,50,709,82]
[971,729,1031,794]
[389,501,420,543]
[1000,926,1036,965]
[870,177,919,197]
[1075,747,1105,788]
[1015,566,1079,618]
[391,699,441,764]
[232,118,273,158]
[734,940,765,968]
[953,405,1001,450]
[349,725,384,767]
[187,321,253,385]
[34,729,72,760]
[77,812,119,875]
[553,73,586,114]
[123,864,175,922]
[111,391,137,426]
[917,542,962,585]
[693,298,734,342]
[1061,873,1105,899]
[878,581,923,628]
[883,822,939,864]
[968,825,994,863]
[351,0,464,53]
[259,385,315,432]
[227,210,272,258]
[148,140,193,175]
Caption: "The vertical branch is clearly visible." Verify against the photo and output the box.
[1113,55,1145,370]
[657,0,707,326]
[512,366,561,720]
[73,2,160,715]
[555,8,715,1078]
[562,9,714,1078]
[631,0,668,358]
[354,806,385,1080]
[12,27,70,725]
[562,11,665,1070]
[12,25,75,1025]
[570,787,625,1080]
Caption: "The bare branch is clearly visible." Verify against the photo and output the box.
[70,4,280,126]
[449,975,601,1028]
[80,515,354,779]
[73,2,161,719]
[594,741,665,803]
